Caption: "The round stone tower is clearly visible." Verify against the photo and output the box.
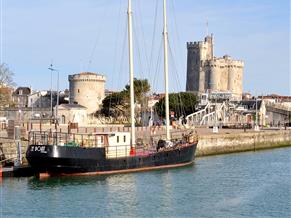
[69,72,106,114]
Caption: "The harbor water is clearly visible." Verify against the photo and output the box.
[1,147,290,218]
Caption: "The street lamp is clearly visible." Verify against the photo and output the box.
[254,97,260,131]
[213,93,219,133]
[48,64,60,126]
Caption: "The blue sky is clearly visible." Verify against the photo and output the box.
[1,0,290,95]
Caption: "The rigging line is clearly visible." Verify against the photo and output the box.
[168,41,185,96]
[132,8,151,110]
[168,38,192,116]
[86,1,113,71]
[109,17,128,113]
[132,19,149,130]
[151,37,163,94]
[112,0,124,89]
[136,0,151,76]
[167,37,183,91]
[118,17,128,88]
[149,0,159,81]
[0,0,2,64]
[133,14,145,80]
[0,1,2,211]
[169,0,184,78]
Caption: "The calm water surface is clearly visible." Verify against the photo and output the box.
[1,147,290,218]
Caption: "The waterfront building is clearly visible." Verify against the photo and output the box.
[28,90,56,109]
[28,90,69,109]
[56,104,87,125]
[233,99,266,126]
[12,87,31,108]
[186,34,244,100]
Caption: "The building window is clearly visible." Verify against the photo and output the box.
[124,135,126,142]
[117,136,119,143]
[100,136,104,144]
[61,115,66,124]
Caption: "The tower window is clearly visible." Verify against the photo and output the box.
[78,89,80,93]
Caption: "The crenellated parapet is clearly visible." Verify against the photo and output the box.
[187,41,208,49]
[69,72,106,82]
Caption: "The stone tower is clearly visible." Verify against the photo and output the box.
[186,35,213,93]
[186,35,244,100]
[69,72,106,114]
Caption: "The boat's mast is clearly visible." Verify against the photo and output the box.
[163,0,170,140]
[128,0,135,145]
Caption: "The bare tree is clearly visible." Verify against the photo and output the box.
[0,63,15,107]
[0,63,15,86]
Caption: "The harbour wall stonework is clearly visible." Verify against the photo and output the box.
[196,130,291,156]
[0,138,28,161]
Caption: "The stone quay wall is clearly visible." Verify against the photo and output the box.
[0,138,28,161]
[196,130,291,156]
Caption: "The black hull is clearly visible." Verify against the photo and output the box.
[26,143,197,176]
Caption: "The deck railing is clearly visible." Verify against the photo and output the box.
[28,131,159,158]
[29,131,107,148]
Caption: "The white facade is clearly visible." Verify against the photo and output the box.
[106,132,131,158]
[56,104,88,126]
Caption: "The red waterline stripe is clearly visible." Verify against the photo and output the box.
[39,161,194,178]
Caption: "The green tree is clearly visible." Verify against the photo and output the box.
[124,78,151,105]
[0,63,15,107]
[155,92,197,119]
[100,78,151,118]
[101,91,128,117]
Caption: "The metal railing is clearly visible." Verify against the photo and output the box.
[29,131,107,148]
[105,144,156,158]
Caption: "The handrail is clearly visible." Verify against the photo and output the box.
[199,102,227,125]
[0,156,17,164]
[186,102,211,120]
[29,131,111,148]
